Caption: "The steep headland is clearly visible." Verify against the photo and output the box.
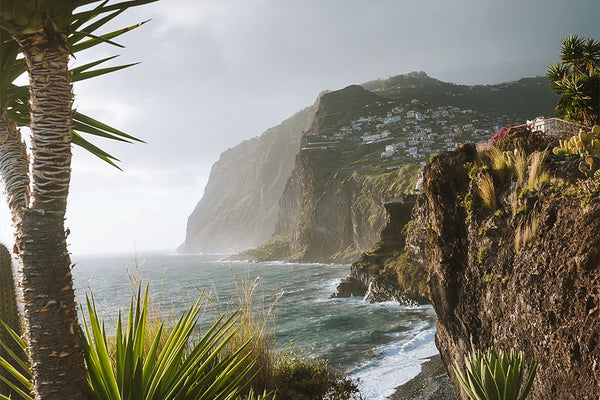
[178,104,316,254]
[410,143,600,399]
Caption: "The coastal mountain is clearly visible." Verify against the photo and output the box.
[177,104,316,254]
[180,72,558,257]
[271,73,558,263]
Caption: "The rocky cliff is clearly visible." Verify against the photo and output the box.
[275,148,420,263]
[178,104,316,254]
[333,196,430,304]
[411,144,600,399]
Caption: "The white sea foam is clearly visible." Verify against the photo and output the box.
[322,277,343,293]
[350,325,438,400]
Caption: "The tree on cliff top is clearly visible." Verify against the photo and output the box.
[547,35,600,126]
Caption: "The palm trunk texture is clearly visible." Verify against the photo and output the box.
[0,111,30,225]
[15,32,88,400]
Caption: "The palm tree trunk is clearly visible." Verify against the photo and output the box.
[0,111,30,225]
[15,31,88,400]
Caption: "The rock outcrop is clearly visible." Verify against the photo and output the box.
[411,145,600,399]
[332,196,430,304]
[271,75,558,264]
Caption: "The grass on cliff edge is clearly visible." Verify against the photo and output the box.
[231,235,291,262]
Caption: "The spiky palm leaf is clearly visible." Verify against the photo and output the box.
[0,321,32,400]
[1,292,260,400]
[1,7,153,168]
[82,289,256,400]
[548,35,600,126]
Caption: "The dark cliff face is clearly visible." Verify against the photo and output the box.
[275,148,383,263]
[178,104,316,254]
[333,196,430,304]
[275,85,421,263]
[411,146,600,399]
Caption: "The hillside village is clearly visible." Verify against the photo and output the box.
[302,98,514,168]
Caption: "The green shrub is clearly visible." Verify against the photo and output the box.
[477,247,490,264]
[235,235,291,262]
[387,254,428,300]
[453,347,537,400]
[270,355,361,400]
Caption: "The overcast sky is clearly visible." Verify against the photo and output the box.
[0,0,598,255]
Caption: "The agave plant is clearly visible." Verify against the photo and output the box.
[82,289,257,400]
[453,347,537,400]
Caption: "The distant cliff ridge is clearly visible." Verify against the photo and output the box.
[177,104,316,254]
[181,72,558,258]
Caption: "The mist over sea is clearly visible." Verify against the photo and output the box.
[72,252,437,400]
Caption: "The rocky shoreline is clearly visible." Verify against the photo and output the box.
[388,355,455,400]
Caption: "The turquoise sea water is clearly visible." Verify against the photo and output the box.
[71,252,437,400]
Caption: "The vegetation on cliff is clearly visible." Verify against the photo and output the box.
[349,244,429,304]
[411,121,600,398]
[333,197,431,304]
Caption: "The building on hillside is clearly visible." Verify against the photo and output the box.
[525,117,586,136]
[361,133,381,143]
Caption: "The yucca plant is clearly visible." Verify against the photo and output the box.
[453,347,537,400]
[82,288,257,400]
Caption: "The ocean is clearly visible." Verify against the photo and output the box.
[71,251,437,400]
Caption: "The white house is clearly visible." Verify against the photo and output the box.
[525,117,584,136]
[361,133,382,143]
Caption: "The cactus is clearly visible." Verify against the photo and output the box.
[579,155,600,177]
[0,243,27,397]
[553,125,600,156]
